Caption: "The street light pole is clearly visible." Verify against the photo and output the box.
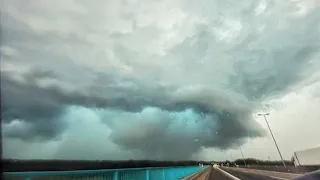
[240,147,247,166]
[230,151,234,165]
[258,113,286,168]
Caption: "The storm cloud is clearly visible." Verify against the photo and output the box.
[1,0,319,160]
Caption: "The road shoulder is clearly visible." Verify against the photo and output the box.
[182,167,210,180]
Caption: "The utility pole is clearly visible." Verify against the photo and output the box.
[258,113,286,168]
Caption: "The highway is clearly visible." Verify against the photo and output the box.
[187,166,302,180]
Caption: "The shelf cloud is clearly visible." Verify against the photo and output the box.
[1,0,319,160]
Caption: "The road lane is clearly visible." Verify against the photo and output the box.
[207,168,235,180]
[186,166,301,180]
[221,167,285,180]
[222,167,301,180]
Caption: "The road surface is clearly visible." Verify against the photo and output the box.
[183,167,211,180]
[207,168,235,180]
[221,167,301,180]
[187,166,302,180]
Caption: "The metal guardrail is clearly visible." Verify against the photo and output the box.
[4,165,207,180]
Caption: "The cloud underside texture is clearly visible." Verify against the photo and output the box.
[1,0,319,160]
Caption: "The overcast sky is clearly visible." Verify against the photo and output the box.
[1,0,319,161]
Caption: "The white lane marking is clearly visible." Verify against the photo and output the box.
[217,168,241,180]
[269,176,289,180]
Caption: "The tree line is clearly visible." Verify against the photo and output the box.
[215,158,294,166]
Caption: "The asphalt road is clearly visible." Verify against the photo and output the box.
[187,167,277,180]
[220,167,286,180]
[221,167,301,180]
[207,168,234,180]
[187,166,302,180]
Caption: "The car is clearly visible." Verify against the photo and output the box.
[212,164,219,168]
[292,170,320,180]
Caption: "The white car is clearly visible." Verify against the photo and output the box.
[212,164,219,168]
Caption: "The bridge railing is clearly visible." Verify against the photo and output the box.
[4,165,207,180]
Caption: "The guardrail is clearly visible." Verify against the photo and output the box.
[4,165,207,180]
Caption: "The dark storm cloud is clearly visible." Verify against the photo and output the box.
[1,0,319,160]
[1,68,262,148]
[0,70,154,136]
[109,100,263,160]
[1,71,64,140]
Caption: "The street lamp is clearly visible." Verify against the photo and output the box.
[230,151,234,162]
[240,147,247,166]
[228,151,235,166]
[258,113,286,168]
